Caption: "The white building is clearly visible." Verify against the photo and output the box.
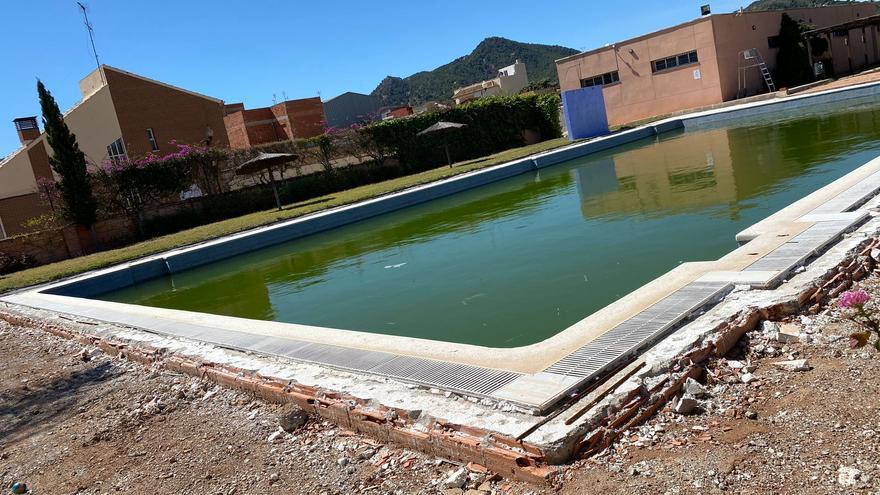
[452,60,529,105]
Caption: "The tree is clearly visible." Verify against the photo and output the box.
[91,142,216,236]
[775,14,813,88]
[37,80,98,227]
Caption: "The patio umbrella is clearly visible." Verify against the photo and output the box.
[417,121,467,167]
[235,152,298,210]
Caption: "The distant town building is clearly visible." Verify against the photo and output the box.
[0,65,228,239]
[555,4,877,128]
[223,97,325,149]
[322,92,382,129]
[413,101,451,114]
[381,105,414,120]
[452,60,529,105]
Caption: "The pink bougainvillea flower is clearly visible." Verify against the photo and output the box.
[838,289,870,309]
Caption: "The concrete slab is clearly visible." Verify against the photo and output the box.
[798,211,870,223]
[492,373,582,405]
[697,270,779,286]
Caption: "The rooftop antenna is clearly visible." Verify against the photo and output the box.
[76,2,104,85]
[281,91,287,102]
[272,93,277,105]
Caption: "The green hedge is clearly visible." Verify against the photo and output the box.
[365,93,560,169]
[141,160,413,237]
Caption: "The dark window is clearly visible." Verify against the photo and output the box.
[832,29,848,38]
[580,70,620,88]
[651,50,699,73]
[768,35,780,49]
[13,117,37,131]
[146,128,159,151]
[107,138,127,161]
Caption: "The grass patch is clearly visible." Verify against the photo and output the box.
[0,137,570,293]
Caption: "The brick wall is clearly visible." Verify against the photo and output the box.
[223,98,327,149]
[244,108,285,145]
[223,111,250,149]
[274,98,325,139]
[0,216,137,265]
[104,67,230,157]
[0,193,50,237]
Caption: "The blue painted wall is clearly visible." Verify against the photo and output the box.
[561,87,610,141]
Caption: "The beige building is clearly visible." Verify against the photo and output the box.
[0,65,228,239]
[556,4,878,128]
[453,60,529,105]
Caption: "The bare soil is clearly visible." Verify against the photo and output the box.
[0,322,543,495]
[3,274,880,494]
[563,276,880,494]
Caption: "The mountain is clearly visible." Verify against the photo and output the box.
[370,37,579,107]
[744,0,857,11]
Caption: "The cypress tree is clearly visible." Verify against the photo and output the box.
[37,80,98,227]
[775,14,812,88]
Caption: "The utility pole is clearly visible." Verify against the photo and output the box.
[76,2,104,85]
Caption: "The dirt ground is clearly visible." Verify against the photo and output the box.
[2,274,880,494]
[801,67,880,94]
[0,320,545,495]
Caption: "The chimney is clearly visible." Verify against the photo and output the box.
[13,117,40,145]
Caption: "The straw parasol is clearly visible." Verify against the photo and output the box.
[235,152,298,210]
[417,121,467,167]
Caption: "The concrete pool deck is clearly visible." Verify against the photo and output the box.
[4,80,880,414]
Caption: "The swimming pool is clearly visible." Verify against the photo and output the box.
[96,101,880,347]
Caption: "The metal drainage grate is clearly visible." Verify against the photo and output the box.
[229,337,521,399]
[545,281,731,378]
[745,219,856,273]
[810,170,880,215]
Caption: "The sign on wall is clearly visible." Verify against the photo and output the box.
[693,69,702,80]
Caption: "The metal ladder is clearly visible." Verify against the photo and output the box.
[754,50,776,92]
[738,48,776,97]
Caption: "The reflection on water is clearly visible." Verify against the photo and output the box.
[101,102,880,347]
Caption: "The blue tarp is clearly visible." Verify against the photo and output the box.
[561,87,610,141]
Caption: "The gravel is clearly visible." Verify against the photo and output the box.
[4,272,880,494]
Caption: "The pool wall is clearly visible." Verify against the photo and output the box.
[42,78,880,299]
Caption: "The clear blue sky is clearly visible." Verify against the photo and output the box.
[2,0,747,157]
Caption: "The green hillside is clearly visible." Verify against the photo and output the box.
[745,0,859,11]
[370,37,578,107]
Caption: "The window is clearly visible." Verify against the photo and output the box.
[146,128,159,151]
[580,70,620,88]
[832,29,848,38]
[0,216,6,240]
[651,50,699,73]
[107,138,127,161]
[768,35,780,49]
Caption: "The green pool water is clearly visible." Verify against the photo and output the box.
[100,101,880,347]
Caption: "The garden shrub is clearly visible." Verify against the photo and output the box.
[0,253,36,276]
[140,160,412,238]
[365,93,561,169]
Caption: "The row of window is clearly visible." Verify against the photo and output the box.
[580,70,620,88]
[651,50,698,73]
[105,128,160,161]
[579,50,699,88]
